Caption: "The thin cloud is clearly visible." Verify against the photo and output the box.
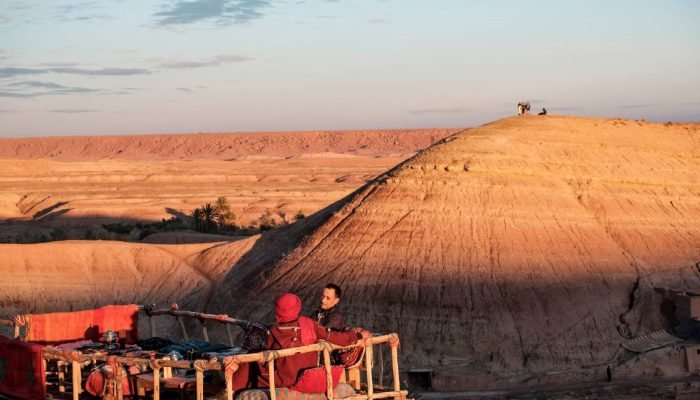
[155,0,273,26]
[0,67,151,78]
[60,14,112,22]
[408,107,470,115]
[0,91,40,98]
[50,109,100,113]
[38,62,81,67]
[1,81,102,97]
[617,104,658,109]
[157,54,251,69]
[52,2,113,22]
[57,2,98,13]
[9,81,69,89]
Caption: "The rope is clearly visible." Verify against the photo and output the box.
[318,340,333,353]
[223,355,241,380]
[193,359,209,372]
[62,350,83,363]
[148,359,164,370]
[216,314,229,322]
[143,303,157,315]
[12,315,27,327]
[388,334,400,348]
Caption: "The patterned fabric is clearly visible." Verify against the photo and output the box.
[236,382,355,400]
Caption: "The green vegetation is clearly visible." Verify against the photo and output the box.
[3,196,307,244]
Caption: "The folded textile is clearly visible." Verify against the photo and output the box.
[26,304,139,345]
[0,335,46,400]
[137,336,174,351]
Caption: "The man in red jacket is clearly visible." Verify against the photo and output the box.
[232,293,368,391]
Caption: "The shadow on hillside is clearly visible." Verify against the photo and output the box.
[0,213,250,244]
[33,201,70,219]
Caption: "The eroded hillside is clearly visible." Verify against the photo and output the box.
[206,116,700,385]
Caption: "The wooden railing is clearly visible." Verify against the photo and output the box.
[140,305,252,346]
[4,306,405,400]
[42,334,404,400]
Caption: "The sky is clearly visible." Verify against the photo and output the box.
[0,0,699,138]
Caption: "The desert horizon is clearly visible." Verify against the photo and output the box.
[1,114,699,399]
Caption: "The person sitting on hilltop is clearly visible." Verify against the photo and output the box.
[538,108,547,115]
[231,293,370,391]
[311,283,345,331]
[517,102,530,115]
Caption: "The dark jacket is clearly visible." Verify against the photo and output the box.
[311,306,345,331]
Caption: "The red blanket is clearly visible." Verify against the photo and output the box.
[0,335,46,399]
[26,304,139,345]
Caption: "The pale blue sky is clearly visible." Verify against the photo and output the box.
[1,0,699,137]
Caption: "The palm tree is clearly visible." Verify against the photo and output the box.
[190,208,204,232]
[215,196,236,228]
[201,203,220,233]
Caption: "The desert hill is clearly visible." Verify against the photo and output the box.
[204,115,699,385]
[1,116,698,390]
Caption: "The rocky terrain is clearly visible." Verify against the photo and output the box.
[1,116,698,390]
[0,128,456,241]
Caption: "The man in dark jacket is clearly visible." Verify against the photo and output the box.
[311,283,345,331]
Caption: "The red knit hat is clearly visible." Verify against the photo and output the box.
[275,293,302,324]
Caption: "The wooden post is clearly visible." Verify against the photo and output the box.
[57,360,66,393]
[365,344,374,400]
[226,323,234,347]
[149,316,156,337]
[226,373,234,400]
[323,348,334,400]
[177,316,189,341]
[71,361,81,400]
[348,366,361,390]
[115,362,124,400]
[391,346,400,397]
[378,346,384,388]
[268,360,277,400]
[163,357,172,378]
[153,367,161,400]
[196,369,204,400]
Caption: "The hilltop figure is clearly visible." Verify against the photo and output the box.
[538,108,547,116]
[517,102,530,115]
